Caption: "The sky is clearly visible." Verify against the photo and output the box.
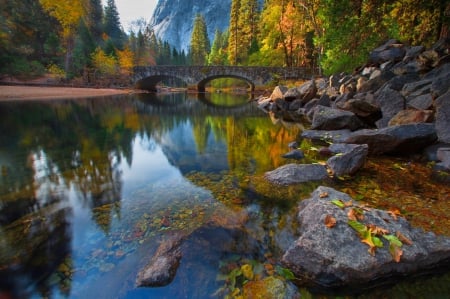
[104,0,159,30]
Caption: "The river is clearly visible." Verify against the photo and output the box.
[0,92,449,298]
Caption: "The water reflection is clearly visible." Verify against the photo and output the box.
[0,93,300,298]
[0,93,449,298]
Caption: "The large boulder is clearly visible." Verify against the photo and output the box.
[369,39,406,64]
[311,105,364,131]
[265,163,328,185]
[301,129,352,144]
[435,91,450,143]
[326,144,368,176]
[281,186,450,290]
[343,123,437,155]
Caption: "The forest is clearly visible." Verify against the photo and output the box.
[0,0,449,84]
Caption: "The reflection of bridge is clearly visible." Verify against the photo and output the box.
[133,66,312,92]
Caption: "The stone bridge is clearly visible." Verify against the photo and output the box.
[133,66,312,92]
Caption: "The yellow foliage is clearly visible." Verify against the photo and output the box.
[39,0,83,37]
[91,47,118,75]
[117,47,135,75]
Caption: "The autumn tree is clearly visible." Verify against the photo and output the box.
[189,14,210,65]
[39,0,85,75]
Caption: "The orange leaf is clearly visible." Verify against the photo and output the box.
[388,208,401,220]
[324,214,336,228]
[368,224,389,236]
[344,200,353,207]
[396,231,413,245]
[319,192,329,198]
[347,207,364,221]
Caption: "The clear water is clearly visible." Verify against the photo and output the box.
[0,93,449,299]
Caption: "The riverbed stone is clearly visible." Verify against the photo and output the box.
[281,186,450,290]
[282,149,305,160]
[343,123,437,155]
[326,144,368,176]
[301,129,352,143]
[265,163,328,185]
[375,86,405,128]
[388,109,433,126]
[136,231,186,287]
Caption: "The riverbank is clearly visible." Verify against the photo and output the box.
[0,85,132,101]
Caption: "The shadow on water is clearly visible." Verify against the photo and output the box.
[0,92,449,298]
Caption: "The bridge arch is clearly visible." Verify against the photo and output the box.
[135,75,188,92]
[197,74,255,92]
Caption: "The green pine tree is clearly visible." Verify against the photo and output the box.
[189,14,210,65]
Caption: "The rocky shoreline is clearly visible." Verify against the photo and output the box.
[256,38,450,291]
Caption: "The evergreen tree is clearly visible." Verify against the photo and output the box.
[85,0,104,44]
[208,29,228,65]
[189,14,210,65]
[228,0,241,65]
[103,0,124,50]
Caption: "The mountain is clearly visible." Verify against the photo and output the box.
[149,0,232,52]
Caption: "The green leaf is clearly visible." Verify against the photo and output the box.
[348,220,367,237]
[331,199,346,209]
[383,234,403,247]
[275,265,295,280]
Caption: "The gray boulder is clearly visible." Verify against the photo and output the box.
[265,163,328,185]
[312,105,364,131]
[281,186,450,289]
[282,149,305,160]
[326,144,368,176]
[435,91,450,143]
[271,85,288,101]
[301,129,352,144]
[344,123,437,155]
[375,86,405,128]
[437,147,450,169]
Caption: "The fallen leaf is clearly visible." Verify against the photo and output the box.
[368,224,389,236]
[324,214,336,228]
[347,207,364,221]
[331,199,345,209]
[319,192,329,198]
[388,208,401,220]
[344,200,353,207]
[389,242,403,262]
[396,231,413,245]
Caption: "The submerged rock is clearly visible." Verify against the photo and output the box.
[136,231,186,287]
[281,186,450,290]
[265,163,328,185]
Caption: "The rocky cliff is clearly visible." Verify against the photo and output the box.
[149,0,232,52]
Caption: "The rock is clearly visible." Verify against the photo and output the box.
[437,147,450,169]
[283,87,301,101]
[242,276,299,299]
[136,231,186,287]
[271,85,288,101]
[388,109,433,126]
[358,70,395,93]
[375,86,405,128]
[297,79,317,103]
[301,129,352,144]
[265,163,328,185]
[338,98,381,126]
[288,99,303,111]
[401,79,432,97]
[281,186,450,290]
[423,143,450,161]
[431,71,450,98]
[407,94,433,110]
[344,123,437,155]
[435,91,450,143]
[403,45,425,62]
[288,141,299,149]
[282,149,305,160]
[326,144,368,176]
[384,73,421,91]
[369,39,406,63]
[311,105,364,131]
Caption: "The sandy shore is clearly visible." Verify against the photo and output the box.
[0,85,133,101]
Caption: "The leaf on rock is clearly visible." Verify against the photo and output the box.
[347,207,364,221]
[324,214,337,228]
[319,192,329,198]
[396,231,413,245]
[389,242,403,262]
[331,199,346,209]
[368,224,389,236]
[348,220,383,256]
[387,208,401,220]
